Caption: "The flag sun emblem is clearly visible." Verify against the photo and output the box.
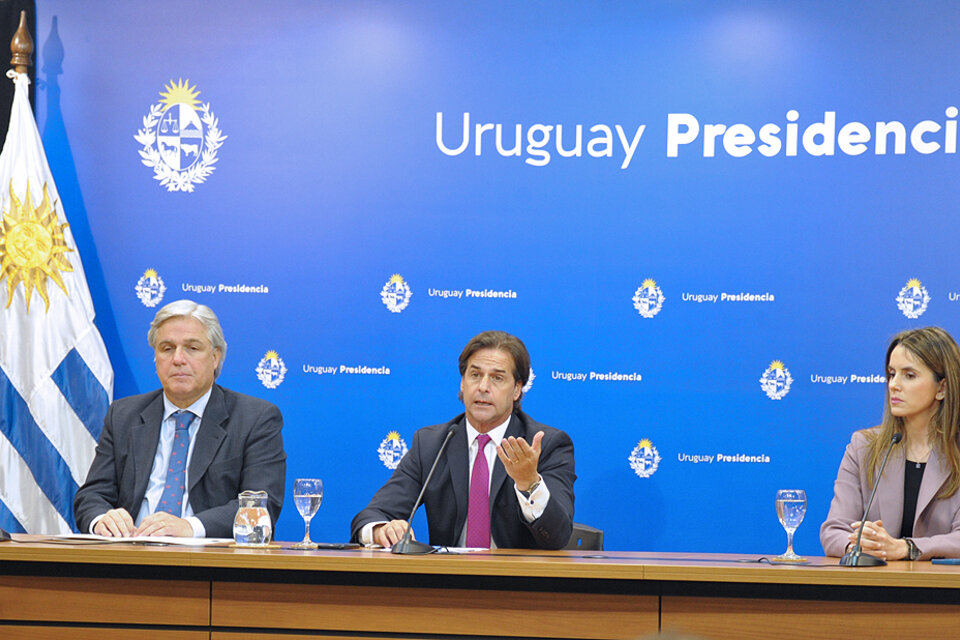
[0,182,73,312]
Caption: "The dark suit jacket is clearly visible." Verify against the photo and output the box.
[351,411,575,549]
[74,384,286,538]
[820,428,960,559]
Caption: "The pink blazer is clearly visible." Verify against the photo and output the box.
[820,428,960,559]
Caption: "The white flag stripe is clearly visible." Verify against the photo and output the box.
[57,225,98,324]
[0,432,70,533]
[29,377,98,485]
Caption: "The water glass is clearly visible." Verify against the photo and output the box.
[291,478,323,550]
[773,488,806,562]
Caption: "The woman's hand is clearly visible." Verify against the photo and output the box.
[848,519,909,560]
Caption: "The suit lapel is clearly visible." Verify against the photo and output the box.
[876,449,904,534]
[188,385,228,491]
[916,446,949,527]
[131,393,164,506]
[446,416,470,534]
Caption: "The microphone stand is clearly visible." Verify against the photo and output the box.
[392,424,457,555]
[839,432,903,567]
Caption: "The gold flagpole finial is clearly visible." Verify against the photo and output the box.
[10,11,33,73]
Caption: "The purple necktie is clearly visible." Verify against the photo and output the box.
[466,433,492,548]
[157,410,192,516]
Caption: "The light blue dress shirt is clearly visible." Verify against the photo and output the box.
[134,388,213,536]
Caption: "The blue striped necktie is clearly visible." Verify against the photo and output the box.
[157,410,193,516]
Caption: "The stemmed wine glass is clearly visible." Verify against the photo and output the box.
[773,489,806,563]
[291,478,323,550]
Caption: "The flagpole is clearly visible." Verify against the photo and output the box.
[0,8,19,539]
[10,10,31,74]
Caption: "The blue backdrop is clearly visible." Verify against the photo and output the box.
[32,0,960,554]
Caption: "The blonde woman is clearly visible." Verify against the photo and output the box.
[821,327,960,560]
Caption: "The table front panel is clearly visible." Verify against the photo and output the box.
[213,581,658,639]
[0,576,209,625]
[662,595,960,640]
[0,625,208,640]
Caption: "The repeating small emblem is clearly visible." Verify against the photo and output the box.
[377,431,409,470]
[629,438,661,478]
[134,79,226,192]
[380,273,412,313]
[134,268,166,307]
[255,350,288,389]
[633,278,665,318]
[760,360,793,400]
[896,278,930,319]
[523,367,535,394]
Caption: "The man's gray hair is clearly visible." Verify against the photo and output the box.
[147,299,227,377]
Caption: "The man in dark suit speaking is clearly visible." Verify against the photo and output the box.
[74,300,286,538]
[352,331,575,549]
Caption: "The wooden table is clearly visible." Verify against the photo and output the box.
[1,536,959,639]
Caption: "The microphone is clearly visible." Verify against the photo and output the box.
[391,422,458,555]
[839,432,903,567]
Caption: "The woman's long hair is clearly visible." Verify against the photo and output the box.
[865,327,960,498]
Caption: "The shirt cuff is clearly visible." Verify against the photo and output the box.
[186,516,204,538]
[89,513,105,534]
[515,477,550,522]
[360,520,387,546]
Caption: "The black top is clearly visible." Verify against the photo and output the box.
[900,461,926,538]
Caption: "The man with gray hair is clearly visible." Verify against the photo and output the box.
[74,300,286,538]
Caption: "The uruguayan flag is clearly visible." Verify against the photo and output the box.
[0,70,113,533]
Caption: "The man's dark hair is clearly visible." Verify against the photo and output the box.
[458,330,531,412]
